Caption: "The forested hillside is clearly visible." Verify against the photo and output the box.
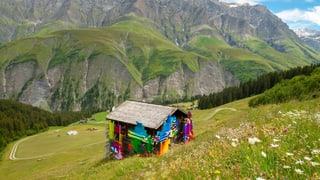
[249,67,320,107]
[0,100,91,154]
[198,64,320,109]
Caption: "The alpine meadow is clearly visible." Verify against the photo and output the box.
[0,0,320,179]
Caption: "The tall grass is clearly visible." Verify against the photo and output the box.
[1,98,319,179]
[68,98,319,179]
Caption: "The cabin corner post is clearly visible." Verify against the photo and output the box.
[104,119,111,158]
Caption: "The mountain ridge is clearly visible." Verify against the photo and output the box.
[294,29,320,51]
[0,0,319,111]
[0,20,239,111]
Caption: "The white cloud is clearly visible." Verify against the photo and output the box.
[276,6,320,30]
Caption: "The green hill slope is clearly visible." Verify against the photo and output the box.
[1,69,320,178]
[1,0,320,85]
[2,12,320,82]
[0,14,320,111]
[1,17,217,111]
[0,19,200,84]
[249,67,320,107]
[0,99,90,154]
[189,34,320,81]
[1,96,319,179]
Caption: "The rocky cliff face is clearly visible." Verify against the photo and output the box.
[0,50,237,111]
[141,61,237,102]
[0,26,239,111]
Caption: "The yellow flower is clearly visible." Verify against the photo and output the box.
[214,170,221,174]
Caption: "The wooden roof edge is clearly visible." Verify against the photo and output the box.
[126,100,178,109]
[105,101,188,115]
[105,100,189,127]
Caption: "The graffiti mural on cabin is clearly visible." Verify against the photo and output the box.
[105,101,194,159]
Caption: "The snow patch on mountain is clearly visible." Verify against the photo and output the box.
[295,29,320,41]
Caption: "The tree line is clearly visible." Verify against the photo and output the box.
[198,64,320,109]
[249,67,320,107]
[0,99,91,154]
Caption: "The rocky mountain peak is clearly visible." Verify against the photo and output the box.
[0,0,298,45]
[295,29,320,51]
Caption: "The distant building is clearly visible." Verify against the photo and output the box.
[79,119,88,124]
[105,100,194,159]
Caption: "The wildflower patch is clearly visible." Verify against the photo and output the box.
[209,110,320,179]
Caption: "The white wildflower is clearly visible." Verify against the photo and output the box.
[256,177,265,180]
[283,165,291,169]
[300,110,307,114]
[231,142,238,147]
[286,152,294,156]
[295,168,304,175]
[304,156,312,161]
[273,138,280,142]
[311,161,320,166]
[295,160,304,165]
[232,138,239,142]
[248,137,261,144]
[311,149,320,154]
[261,151,267,158]
[215,135,221,139]
[270,144,279,148]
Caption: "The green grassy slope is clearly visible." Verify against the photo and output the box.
[74,100,320,179]
[244,38,320,67]
[0,19,203,85]
[0,113,107,180]
[188,34,320,82]
[0,17,211,111]
[1,97,319,179]
[1,14,320,84]
[1,15,320,111]
[249,67,320,107]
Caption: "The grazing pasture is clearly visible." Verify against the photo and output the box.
[0,115,107,179]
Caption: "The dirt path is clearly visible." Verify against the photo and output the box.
[9,135,55,161]
[205,108,237,120]
[9,133,105,161]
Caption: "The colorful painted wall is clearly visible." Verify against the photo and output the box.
[107,116,194,159]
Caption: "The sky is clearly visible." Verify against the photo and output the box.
[219,0,320,31]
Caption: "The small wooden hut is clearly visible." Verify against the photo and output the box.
[105,100,194,159]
